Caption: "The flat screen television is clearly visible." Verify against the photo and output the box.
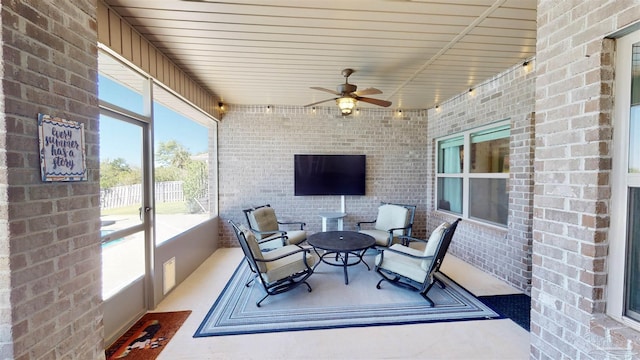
[294,154,366,196]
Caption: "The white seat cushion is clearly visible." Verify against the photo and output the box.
[359,229,392,247]
[262,245,317,284]
[283,229,306,245]
[375,244,427,283]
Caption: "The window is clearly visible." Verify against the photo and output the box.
[436,122,510,226]
[152,84,214,244]
[609,28,640,327]
[627,41,640,321]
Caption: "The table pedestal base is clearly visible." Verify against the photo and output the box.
[314,249,370,285]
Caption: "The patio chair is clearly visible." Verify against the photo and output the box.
[357,202,416,247]
[229,220,317,307]
[243,204,307,250]
[374,218,461,306]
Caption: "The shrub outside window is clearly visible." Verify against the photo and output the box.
[436,122,510,226]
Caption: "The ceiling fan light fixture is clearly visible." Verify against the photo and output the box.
[337,97,357,115]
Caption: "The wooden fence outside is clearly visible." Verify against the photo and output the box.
[100,181,184,209]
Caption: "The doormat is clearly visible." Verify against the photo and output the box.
[479,293,531,331]
[106,310,191,360]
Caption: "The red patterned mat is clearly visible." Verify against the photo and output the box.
[106,311,191,360]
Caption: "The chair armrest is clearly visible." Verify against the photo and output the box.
[247,228,288,247]
[381,246,434,261]
[255,247,314,269]
[387,225,413,245]
[397,235,428,244]
[255,234,287,245]
[277,221,306,230]
[356,220,376,231]
[249,228,286,237]
[387,225,412,234]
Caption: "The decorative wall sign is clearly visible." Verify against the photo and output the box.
[38,113,87,181]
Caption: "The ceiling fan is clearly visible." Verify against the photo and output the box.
[305,68,392,115]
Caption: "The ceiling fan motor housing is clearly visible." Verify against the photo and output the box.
[337,83,357,95]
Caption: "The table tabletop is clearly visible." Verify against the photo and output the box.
[307,231,375,252]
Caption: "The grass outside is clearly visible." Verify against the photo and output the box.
[101,202,188,216]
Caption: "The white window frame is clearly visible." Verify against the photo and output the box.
[608,28,640,330]
[435,120,510,227]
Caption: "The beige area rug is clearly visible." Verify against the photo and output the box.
[194,253,498,337]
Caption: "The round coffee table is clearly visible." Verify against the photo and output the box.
[307,231,376,285]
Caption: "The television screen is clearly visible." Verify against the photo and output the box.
[294,154,366,196]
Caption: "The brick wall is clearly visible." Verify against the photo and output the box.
[0,1,102,359]
[534,1,640,359]
[426,61,536,294]
[218,105,428,247]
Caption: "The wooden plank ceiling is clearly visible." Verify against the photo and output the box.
[104,0,536,110]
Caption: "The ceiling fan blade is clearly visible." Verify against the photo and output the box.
[354,88,383,96]
[304,98,337,107]
[310,87,340,96]
[356,97,392,107]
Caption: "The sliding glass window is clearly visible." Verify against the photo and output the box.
[436,122,510,227]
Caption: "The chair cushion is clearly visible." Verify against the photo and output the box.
[375,244,427,283]
[248,207,279,240]
[257,236,285,251]
[374,204,410,237]
[239,225,267,273]
[359,229,393,247]
[421,222,449,270]
[262,245,318,284]
[283,230,306,245]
